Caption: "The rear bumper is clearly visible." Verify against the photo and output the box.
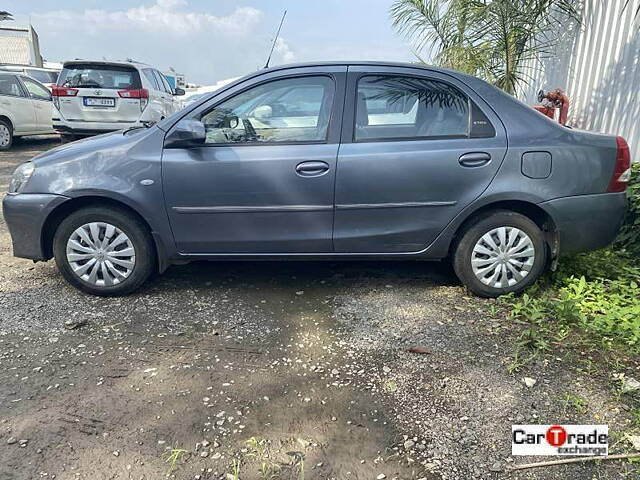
[2,193,69,260]
[539,192,627,255]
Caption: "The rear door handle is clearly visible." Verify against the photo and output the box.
[296,161,330,177]
[459,152,491,167]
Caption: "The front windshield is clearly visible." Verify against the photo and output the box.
[26,69,58,84]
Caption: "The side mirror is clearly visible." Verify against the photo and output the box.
[173,87,186,96]
[165,118,206,148]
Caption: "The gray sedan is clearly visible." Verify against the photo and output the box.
[2,62,630,297]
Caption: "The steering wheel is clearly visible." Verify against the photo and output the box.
[242,118,258,142]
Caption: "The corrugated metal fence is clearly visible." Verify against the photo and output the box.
[517,0,640,161]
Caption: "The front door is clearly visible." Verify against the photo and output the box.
[162,68,346,254]
[20,76,53,132]
[334,67,508,253]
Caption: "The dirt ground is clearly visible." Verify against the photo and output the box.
[0,137,637,480]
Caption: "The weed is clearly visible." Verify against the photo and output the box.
[383,380,398,393]
[560,393,588,414]
[165,447,188,472]
[226,458,241,480]
[245,437,281,479]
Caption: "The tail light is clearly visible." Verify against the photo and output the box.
[607,136,632,192]
[118,88,149,112]
[51,85,78,109]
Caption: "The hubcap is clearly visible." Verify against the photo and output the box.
[0,125,10,146]
[66,222,136,287]
[471,226,535,289]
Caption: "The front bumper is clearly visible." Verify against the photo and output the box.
[539,192,627,255]
[2,193,69,260]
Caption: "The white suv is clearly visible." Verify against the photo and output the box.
[52,60,184,141]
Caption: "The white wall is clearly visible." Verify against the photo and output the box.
[517,0,640,161]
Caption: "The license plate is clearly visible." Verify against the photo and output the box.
[84,97,115,107]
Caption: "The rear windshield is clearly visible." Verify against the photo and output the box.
[58,64,141,89]
[26,69,58,84]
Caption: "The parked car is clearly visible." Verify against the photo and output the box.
[0,64,60,90]
[3,62,630,296]
[0,71,55,150]
[52,60,185,142]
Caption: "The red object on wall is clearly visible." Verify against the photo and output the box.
[532,89,570,125]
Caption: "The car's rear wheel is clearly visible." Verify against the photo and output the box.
[0,119,13,150]
[453,210,547,297]
[53,206,155,296]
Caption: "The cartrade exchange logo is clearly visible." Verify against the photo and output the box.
[512,425,608,456]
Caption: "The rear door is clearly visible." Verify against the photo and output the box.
[334,66,507,253]
[56,63,144,123]
[162,66,346,254]
[0,74,37,133]
[19,76,53,131]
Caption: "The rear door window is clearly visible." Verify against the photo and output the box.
[0,75,26,97]
[355,75,471,141]
[58,64,142,90]
[154,71,172,94]
[143,68,161,91]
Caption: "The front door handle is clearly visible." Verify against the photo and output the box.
[295,161,330,177]
[459,152,491,167]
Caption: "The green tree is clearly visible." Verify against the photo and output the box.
[390,0,579,94]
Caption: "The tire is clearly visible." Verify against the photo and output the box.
[0,119,13,150]
[53,206,155,296]
[452,210,547,298]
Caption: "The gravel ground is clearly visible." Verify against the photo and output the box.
[0,137,637,480]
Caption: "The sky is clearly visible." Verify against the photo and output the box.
[4,0,419,85]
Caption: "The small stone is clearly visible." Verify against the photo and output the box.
[6,437,17,445]
[295,291,304,295]
[523,377,537,388]
[200,450,209,458]
[382,366,391,374]
[202,440,210,447]
[621,376,640,394]
[112,451,120,457]
[211,452,222,460]
[489,461,504,472]
[403,440,415,449]
[18,439,28,447]
[376,474,386,480]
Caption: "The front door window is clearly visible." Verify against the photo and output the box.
[200,76,334,144]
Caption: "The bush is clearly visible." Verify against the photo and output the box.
[616,162,640,256]
[507,163,640,350]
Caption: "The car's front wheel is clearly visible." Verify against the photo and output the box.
[53,206,155,296]
[453,210,547,297]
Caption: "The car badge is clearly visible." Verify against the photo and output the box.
[94,90,102,96]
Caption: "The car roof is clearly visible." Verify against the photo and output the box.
[259,60,462,76]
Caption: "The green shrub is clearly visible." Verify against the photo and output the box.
[506,163,640,350]
[616,162,640,256]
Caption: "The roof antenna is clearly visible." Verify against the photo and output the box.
[264,10,287,69]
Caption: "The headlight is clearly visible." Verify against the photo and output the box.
[8,162,35,193]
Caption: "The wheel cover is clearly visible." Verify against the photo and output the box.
[0,125,10,146]
[66,222,136,287]
[471,226,535,289]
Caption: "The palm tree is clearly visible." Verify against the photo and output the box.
[390,0,579,95]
